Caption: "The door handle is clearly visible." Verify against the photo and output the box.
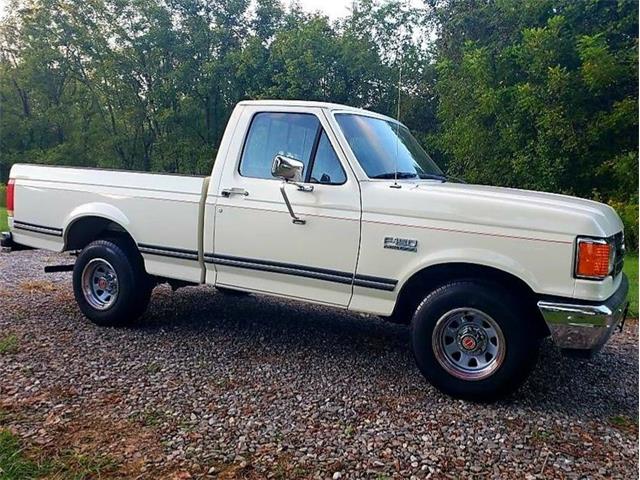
[221,187,249,198]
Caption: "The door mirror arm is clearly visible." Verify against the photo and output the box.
[279,182,306,225]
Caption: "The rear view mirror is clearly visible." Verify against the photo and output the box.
[272,155,304,182]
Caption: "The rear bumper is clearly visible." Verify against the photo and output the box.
[1,231,32,251]
[537,275,629,357]
[1,231,15,248]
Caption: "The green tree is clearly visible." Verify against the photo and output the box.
[432,0,638,203]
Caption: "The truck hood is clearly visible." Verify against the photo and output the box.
[362,181,623,239]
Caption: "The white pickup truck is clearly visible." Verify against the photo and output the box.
[2,100,629,400]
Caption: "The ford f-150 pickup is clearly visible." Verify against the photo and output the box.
[2,100,629,400]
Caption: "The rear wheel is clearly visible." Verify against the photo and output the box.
[412,281,540,401]
[73,238,152,326]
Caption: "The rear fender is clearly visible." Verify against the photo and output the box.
[64,203,132,245]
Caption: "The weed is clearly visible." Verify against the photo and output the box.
[145,362,161,374]
[610,415,638,432]
[0,335,18,354]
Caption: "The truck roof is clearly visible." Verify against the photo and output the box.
[236,99,398,124]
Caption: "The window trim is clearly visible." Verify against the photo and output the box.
[306,129,348,186]
[305,126,323,183]
[237,111,348,186]
[238,111,319,181]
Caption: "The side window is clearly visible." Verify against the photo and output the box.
[240,112,320,179]
[309,131,347,185]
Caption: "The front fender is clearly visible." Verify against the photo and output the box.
[396,247,540,294]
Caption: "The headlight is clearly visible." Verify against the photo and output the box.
[575,237,615,280]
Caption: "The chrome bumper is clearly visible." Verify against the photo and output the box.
[537,275,629,357]
[1,231,32,252]
[1,231,14,248]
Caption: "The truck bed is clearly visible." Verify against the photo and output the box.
[9,164,207,283]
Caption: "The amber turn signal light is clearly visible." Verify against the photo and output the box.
[575,238,611,279]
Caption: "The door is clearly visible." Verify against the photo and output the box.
[210,107,361,307]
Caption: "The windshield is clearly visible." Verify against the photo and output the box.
[334,113,444,180]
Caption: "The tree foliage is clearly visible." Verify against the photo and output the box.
[0,0,637,243]
[0,0,431,175]
[432,0,637,202]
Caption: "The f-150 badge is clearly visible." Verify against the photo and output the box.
[384,237,418,252]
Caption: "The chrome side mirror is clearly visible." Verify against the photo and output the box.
[272,154,304,182]
[271,154,312,225]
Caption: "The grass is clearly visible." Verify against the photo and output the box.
[609,414,638,433]
[145,361,162,374]
[623,253,638,317]
[0,429,39,480]
[0,428,119,480]
[135,408,167,427]
[0,335,19,355]
[48,451,119,480]
[0,207,6,232]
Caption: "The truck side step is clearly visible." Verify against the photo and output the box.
[44,264,75,273]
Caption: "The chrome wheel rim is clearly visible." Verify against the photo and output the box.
[432,307,506,381]
[81,258,119,310]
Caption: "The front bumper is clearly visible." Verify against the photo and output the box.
[537,275,629,357]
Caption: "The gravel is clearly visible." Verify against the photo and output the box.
[0,249,637,479]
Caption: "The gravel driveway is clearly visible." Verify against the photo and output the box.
[0,250,637,479]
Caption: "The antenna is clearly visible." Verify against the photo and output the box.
[397,57,402,121]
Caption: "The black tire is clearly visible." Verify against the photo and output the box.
[412,280,540,401]
[73,238,152,327]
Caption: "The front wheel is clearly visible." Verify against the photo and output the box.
[412,281,540,401]
[73,238,152,327]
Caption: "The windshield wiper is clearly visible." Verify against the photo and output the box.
[371,172,419,179]
[417,173,448,182]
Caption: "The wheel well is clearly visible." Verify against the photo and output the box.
[64,216,135,251]
[389,262,549,336]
